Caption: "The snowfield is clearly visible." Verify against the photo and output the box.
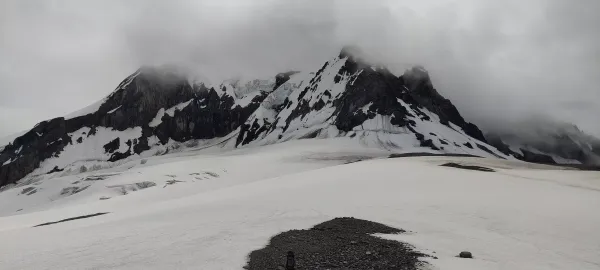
[0,138,599,269]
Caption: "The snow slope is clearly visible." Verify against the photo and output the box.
[0,139,598,269]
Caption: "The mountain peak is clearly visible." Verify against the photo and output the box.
[402,66,433,92]
[338,45,363,59]
[338,45,375,67]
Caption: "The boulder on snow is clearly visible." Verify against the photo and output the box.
[458,251,473,259]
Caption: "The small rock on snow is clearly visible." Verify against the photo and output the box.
[458,251,473,259]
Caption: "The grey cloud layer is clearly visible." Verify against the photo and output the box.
[1,0,599,137]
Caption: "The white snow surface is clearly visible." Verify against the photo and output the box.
[0,138,598,270]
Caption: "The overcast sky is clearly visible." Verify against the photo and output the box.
[1,0,599,138]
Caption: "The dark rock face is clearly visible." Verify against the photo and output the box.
[103,138,120,153]
[274,71,300,90]
[0,117,71,188]
[401,67,487,143]
[246,217,427,270]
[485,119,600,166]
[485,134,514,157]
[47,166,64,174]
[95,69,199,131]
[520,149,556,164]
[155,87,268,143]
[485,133,558,164]
[334,62,411,132]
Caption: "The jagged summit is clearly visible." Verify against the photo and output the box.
[402,66,433,92]
[1,47,512,188]
[274,71,300,90]
[337,46,386,73]
[338,45,364,60]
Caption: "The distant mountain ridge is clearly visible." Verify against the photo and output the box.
[485,118,600,166]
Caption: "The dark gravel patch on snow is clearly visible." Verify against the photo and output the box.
[389,153,481,159]
[558,164,600,171]
[441,162,495,172]
[33,212,109,227]
[245,217,429,270]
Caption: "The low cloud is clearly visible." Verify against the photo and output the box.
[1,0,599,137]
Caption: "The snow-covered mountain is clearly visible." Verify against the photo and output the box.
[1,47,512,189]
[1,47,599,270]
[485,117,600,166]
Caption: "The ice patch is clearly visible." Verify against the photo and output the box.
[165,99,193,117]
[232,91,261,109]
[149,99,194,128]
[149,109,165,128]
[147,136,161,147]
[2,159,12,166]
[349,70,363,85]
[107,106,122,114]
[360,102,373,114]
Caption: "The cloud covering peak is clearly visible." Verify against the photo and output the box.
[1,0,599,137]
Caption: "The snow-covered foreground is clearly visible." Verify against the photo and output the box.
[0,139,599,270]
